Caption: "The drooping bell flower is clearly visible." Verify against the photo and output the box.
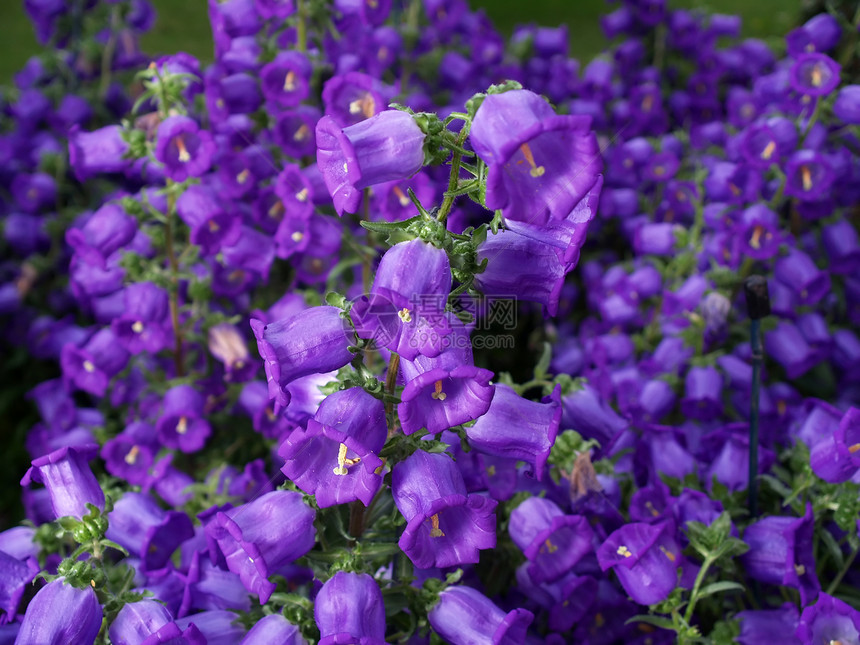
[741,502,819,605]
[242,614,307,645]
[66,203,137,269]
[316,109,425,216]
[765,321,821,379]
[179,549,252,617]
[737,203,782,260]
[789,52,840,96]
[597,521,689,606]
[737,604,801,645]
[60,328,130,397]
[428,585,534,645]
[208,323,256,382]
[174,610,246,644]
[560,382,628,446]
[470,88,601,225]
[154,115,216,182]
[108,599,174,644]
[509,496,593,585]
[260,51,311,107]
[392,450,497,569]
[156,384,212,453]
[0,549,39,623]
[810,408,860,483]
[251,306,354,408]
[821,219,860,275]
[68,125,131,181]
[206,492,315,605]
[679,365,723,421]
[321,71,387,127]
[397,318,495,436]
[314,572,386,645]
[279,387,387,508]
[105,491,194,572]
[111,282,170,354]
[795,593,860,644]
[351,239,452,360]
[175,185,242,256]
[465,384,561,480]
[15,578,102,645]
[834,85,860,124]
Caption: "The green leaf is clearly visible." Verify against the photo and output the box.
[534,342,552,380]
[696,580,745,600]
[624,614,677,631]
[324,291,350,310]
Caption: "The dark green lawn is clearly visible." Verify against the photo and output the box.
[0,0,798,84]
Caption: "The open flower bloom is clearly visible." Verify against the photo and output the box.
[509,496,594,584]
[205,491,316,604]
[21,444,104,520]
[740,502,820,605]
[154,115,216,181]
[737,604,801,645]
[810,407,860,483]
[789,52,840,96]
[15,578,102,645]
[795,593,860,644]
[260,51,311,107]
[112,282,170,354]
[428,585,533,645]
[470,88,601,226]
[156,384,212,453]
[242,614,307,645]
[316,109,426,215]
[392,450,497,569]
[175,184,242,256]
[314,572,386,645]
[279,387,387,507]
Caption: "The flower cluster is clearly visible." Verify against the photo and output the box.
[1,0,860,643]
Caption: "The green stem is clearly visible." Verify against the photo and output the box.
[436,123,473,223]
[165,181,185,377]
[683,555,715,625]
[296,0,307,52]
[769,167,787,209]
[827,546,859,595]
[98,8,120,99]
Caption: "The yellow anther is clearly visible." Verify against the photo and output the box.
[367,0,378,7]
[777,400,787,416]
[729,182,741,196]
[660,546,676,562]
[594,613,605,627]
[811,64,823,87]
[646,500,660,517]
[429,513,445,538]
[801,165,813,191]
[378,46,388,61]
[333,442,350,476]
[398,308,412,323]
[831,640,845,645]
[283,70,296,92]
[761,140,776,160]
[486,465,496,476]
[291,231,304,243]
[175,135,190,162]
[392,185,410,207]
[617,545,632,558]
[750,225,764,250]
[642,94,654,111]
[124,445,140,465]
[518,143,545,178]
[236,169,249,184]
[132,321,144,333]
[653,165,665,176]
[208,219,220,232]
[90,579,96,588]
[543,539,558,554]
[431,380,447,401]
[348,93,376,118]
[849,444,860,453]
[265,407,276,422]
[83,360,95,373]
[268,201,285,220]
[794,563,806,576]
[176,416,188,435]
[293,123,310,141]
[295,187,309,202]
[343,162,349,173]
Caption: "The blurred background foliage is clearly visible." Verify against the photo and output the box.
[0,0,802,84]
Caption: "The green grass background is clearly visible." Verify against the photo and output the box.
[0,0,798,84]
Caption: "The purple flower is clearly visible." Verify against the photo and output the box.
[15,579,102,645]
[180,549,252,617]
[208,323,256,382]
[279,387,387,507]
[0,550,39,624]
[834,85,860,124]
[156,384,212,453]
[789,52,840,96]
[108,600,174,644]
[241,614,306,645]
[784,150,834,201]
[509,496,594,584]
[206,491,315,604]
[428,585,533,645]
[680,366,723,421]
[741,502,819,604]
[765,321,821,379]
[260,51,311,107]
[470,89,601,225]
[273,106,320,158]
[392,450,497,569]
[154,116,216,182]
[68,125,130,181]
[21,444,104,520]
[597,521,687,606]
[795,593,860,644]
[101,421,156,485]
[111,282,170,354]
[316,110,425,216]
[465,384,561,480]
[314,572,386,645]
[105,491,194,572]
[821,219,860,275]
[251,306,354,408]
[737,603,801,645]
[175,185,242,256]
[321,71,387,127]
[66,203,137,269]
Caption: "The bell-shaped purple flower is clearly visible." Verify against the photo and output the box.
[156,384,212,453]
[351,239,452,360]
[0,549,39,623]
[279,387,387,507]
[21,444,104,520]
[260,51,311,107]
[392,450,497,569]
[789,52,840,96]
[106,492,194,572]
[108,600,174,644]
[316,110,425,216]
[68,125,131,181]
[101,421,156,486]
[810,408,860,483]
[741,502,820,604]
[428,585,533,645]
[242,614,307,645]
[834,85,860,124]
[597,521,688,606]
[206,491,316,603]
[175,185,242,256]
[314,572,386,645]
[737,604,800,645]
[66,203,136,269]
[15,578,102,645]
[470,89,601,225]
[465,385,561,480]
[796,593,860,644]
[251,306,354,408]
[208,323,256,382]
[821,219,860,275]
[765,321,821,379]
[783,149,834,202]
[560,382,628,445]
[179,549,252,617]
[509,496,594,585]
[321,71,387,127]
[680,366,723,421]
[111,282,170,354]
[155,115,216,182]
